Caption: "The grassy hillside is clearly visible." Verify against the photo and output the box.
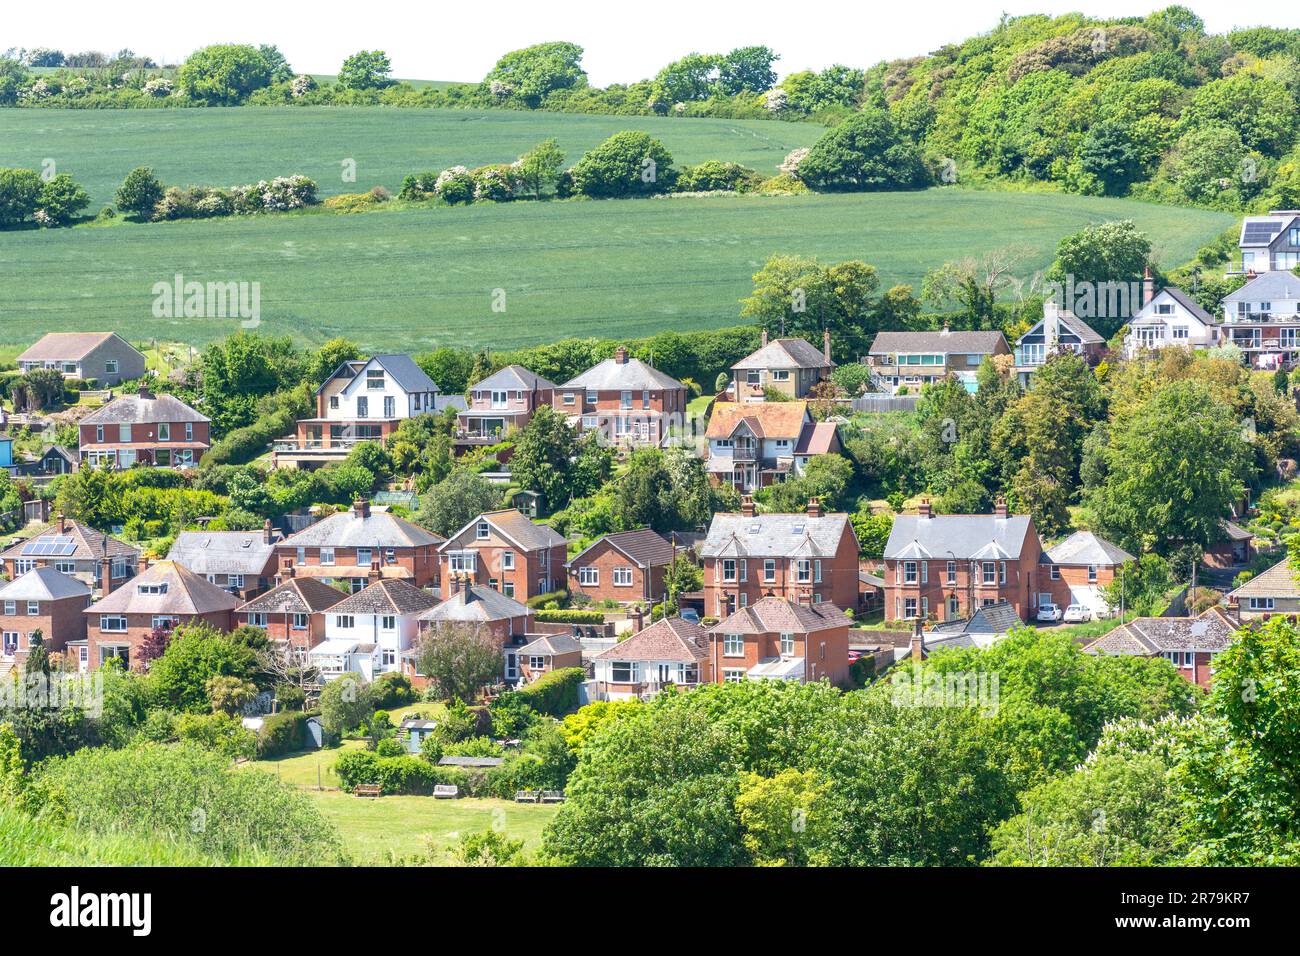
[0,106,817,206]
[0,804,246,865]
[0,187,1234,351]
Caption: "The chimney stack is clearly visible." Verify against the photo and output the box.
[910,617,925,662]
[994,496,1008,518]
[137,384,154,400]
[56,512,67,534]
[761,328,769,347]
[740,495,756,518]
[614,346,629,365]
[806,497,822,518]
[918,497,932,519]
[823,329,832,363]
[353,498,370,519]
[263,518,273,544]
[1142,266,1154,308]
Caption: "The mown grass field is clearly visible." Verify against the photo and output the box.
[0,185,1235,351]
[0,106,818,206]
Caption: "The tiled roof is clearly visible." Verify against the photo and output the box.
[518,633,583,656]
[561,354,685,392]
[168,531,277,576]
[703,511,852,559]
[731,338,831,371]
[237,577,349,615]
[1043,531,1133,567]
[420,585,531,623]
[81,392,209,425]
[794,421,838,456]
[593,617,709,662]
[330,579,439,617]
[884,512,1034,561]
[870,330,1008,355]
[16,332,131,362]
[281,508,445,550]
[0,567,91,601]
[1084,607,1237,656]
[0,520,139,563]
[1229,559,1300,600]
[567,528,675,569]
[706,401,809,440]
[442,510,566,553]
[711,597,849,634]
[86,561,239,616]
[470,364,557,393]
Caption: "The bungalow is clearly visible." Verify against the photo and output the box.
[728,331,833,402]
[1041,531,1133,619]
[0,568,92,671]
[310,579,438,683]
[412,584,535,686]
[1013,303,1105,386]
[704,401,840,493]
[566,527,676,606]
[707,596,851,687]
[517,633,584,683]
[16,332,145,386]
[276,499,444,591]
[866,328,1010,394]
[591,617,711,700]
[82,561,238,670]
[1084,607,1238,688]
[555,346,688,450]
[1227,558,1300,620]
[0,515,139,597]
[167,524,280,599]
[236,574,349,654]
[438,509,567,603]
[456,364,557,447]
[78,386,210,469]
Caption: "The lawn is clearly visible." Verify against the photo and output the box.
[306,791,560,864]
[0,186,1235,352]
[0,106,818,207]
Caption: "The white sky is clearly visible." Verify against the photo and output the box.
[6,1,1300,84]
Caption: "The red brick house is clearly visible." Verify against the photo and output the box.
[555,346,688,450]
[166,523,280,600]
[882,498,1043,624]
[517,633,584,683]
[409,584,536,686]
[0,515,139,597]
[78,386,210,469]
[707,597,851,687]
[438,509,567,603]
[276,499,445,591]
[700,498,860,618]
[236,574,348,654]
[591,617,712,700]
[0,568,92,672]
[456,364,557,448]
[566,528,675,606]
[1041,531,1133,618]
[1084,607,1238,688]
[82,560,238,670]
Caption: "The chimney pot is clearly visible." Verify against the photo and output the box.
[806,497,822,518]
[761,328,769,347]
[263,518,273,544]
[57,512,66,533]
[994,496,1008,518]
[614,346,629,365]
[918,498,932,518]
[137,384,154,400]
[1142,266,1154,308]
[740,495,756,518]
[353,498,370,519]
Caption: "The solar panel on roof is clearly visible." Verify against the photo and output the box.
[21,536,77,557]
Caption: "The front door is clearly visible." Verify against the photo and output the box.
[657,663,673,685]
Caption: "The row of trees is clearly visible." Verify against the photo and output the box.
[0,167,89,227]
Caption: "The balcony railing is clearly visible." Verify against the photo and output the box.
[272,438,369,453]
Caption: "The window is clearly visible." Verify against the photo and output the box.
[291,613,308,630]
[151,616,177,630]
[1162,651,1193,667]
[249,613,269,628]
[381,615,396,630]
[336,615,355,629]
[723,633,745,657]
[780,633,795,656]
[1049,565,1060,580]
[382,648,396,667]
[228,574,244,590]
[1172,326,1189,340]
[476,521,490,540]
[763,559,776,582]
[296,547,306,566]
[356,396,369,418]
[903,597,918,618]
[642,390,650,410]
[2,601,13,615]
[118,423,132,442]
[946,561,957,585]
[95,424,104,443]
[904,561,917,584]
[1087,565,1098,583]
[99,616,127,632]
[503,582,515,598]
[55,561,75,574]
[563,392,576,406]
[797,559,812,583]
[1248,597,1275,611]
[185,422,194,441]
[2,633,18,657]
[320,548,335,566]
[578,567,599,587]
[158,422,170,441]
[26,601,39,616]
[982,562,996,585]
[723,668,746,684]
[613,567,634,587]
[367,369,385,389]
[449,552,476,573]
[137,582,168,595]
[14,560,35,576]
[330,396,340,410]
[610,661,636,683]
[502,550,515,570]
[772,370,790,381]
[356,548,373,568]
[105,360,118,375]
[722,559,737,582]
[384,396,395,418]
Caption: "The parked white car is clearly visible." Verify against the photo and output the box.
[1062,604,1091,623]
[1036,604,1062,623]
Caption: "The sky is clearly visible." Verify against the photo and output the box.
[6,1,1300,85]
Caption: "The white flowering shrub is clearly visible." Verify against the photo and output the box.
[471,164,516,202]
[434,166,474,204]
[779,147,810,177]
[489,80,513,99]
[764,88,788,113]
[143,77,173,97]
[291,74,316,98]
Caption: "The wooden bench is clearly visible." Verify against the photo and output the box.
[433,784,460,799]
[540,790,566,803]
[354,784,382,798]
[514,790,541,803]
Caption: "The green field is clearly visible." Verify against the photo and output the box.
[0,185,1235,351]
[0,106,818,206]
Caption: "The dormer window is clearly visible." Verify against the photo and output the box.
[137,582,168,595]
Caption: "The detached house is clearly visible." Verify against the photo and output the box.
[883,498,1042,624]
[867,329,1009,394]
[555,346,687,449]
[517,634,584,683]
[275,499,444,591]
[1085,607,1238,688]
[236,575,348,654]
[1230,211,1300,275]
[566,528,676,605]
[0,568,92,672]
[700,498,860,618]
[729,331,833,402]
[0,515,139,597]
[78,386,210,469]
[17,332,145,386]
[310,579,438,683]
[167,524,279,599]
[707,596,850,686]
[438,509,567,602]
[456,364,557,447]
[1041,531,1133,619]
[1219,271,1300,369]
[592,617,712,700]
[1013,303,1105,386]
[274,354,464,469]
[704,401,840,493]
[413,585,535,686]
[82,561,238,669]
[1124,285,1218,358]
[1227,558,1300,619]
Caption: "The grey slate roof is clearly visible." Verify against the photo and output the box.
[441,510,566,553]
[731,338,831,371]
[281,509,445,550]
[518,633,583,656]
[566,528,674,569]
[1018,312,1105,346]
[1161,288,1217,325]
[884,513,1034,561]
[330,579,439,617]
[1,520,139,563]
[869,330,1008,356]
[470,364,557,393]
[420,585,531,623]
[1223,271,1300,303]
[322,355,440,396]
[0,567,91,601]
[1085,608,1237,656]
[1043,531,1133,567]
[965,601,1022,634]
[81,392,209,425]
[561,355,684,392]
[168,531,277,577]
[703,512,853,559]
